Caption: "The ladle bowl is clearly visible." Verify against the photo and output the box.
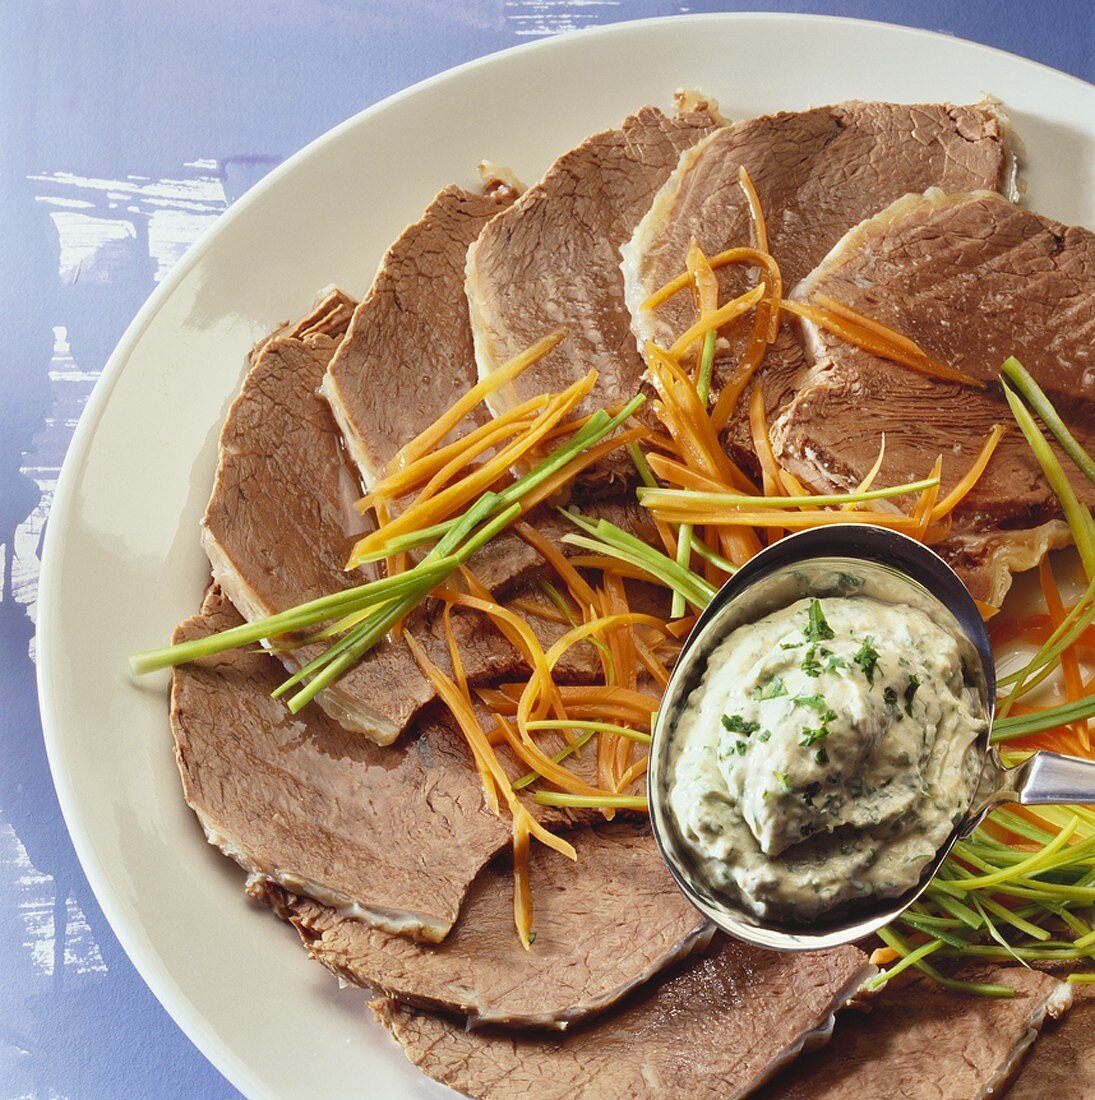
[648,524,1095,951]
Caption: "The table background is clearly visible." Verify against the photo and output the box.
[1,2,1090,1096]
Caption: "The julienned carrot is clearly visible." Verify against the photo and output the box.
[708,312,771,434]
[930,426,1005,522]
[748,383,784,544]
[601,574,639,789]
[738,166,769,256]
[1040,557,1090,749]
[844,437,886,512]
[389,330,564,472]
[645,344,756,493]
[644,344,761,568]
[403,631,576,860]
[667,284,766,361]
[493,714,614,799]
[511,811,533,949]
[440,602,496,813]
[781,298,982,387]
[914,457,944,541]
[737,167,781,341]
[514,520,599,609]
[351,371,596,559]
[641,246,779,312]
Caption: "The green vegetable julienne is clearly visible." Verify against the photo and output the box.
[131,392,645,709]
[853,636,881,685]
[804,598,835,642]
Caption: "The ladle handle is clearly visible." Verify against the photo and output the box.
[1005,752,1095,805]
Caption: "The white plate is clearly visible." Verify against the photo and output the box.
[37,13,1095,1099]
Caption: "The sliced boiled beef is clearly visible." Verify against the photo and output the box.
[756,967,1071,1099]
[322,185,513,490]
[255,823,711,1030]
[1008,983,1095,1099]
[373,936,872,1099]
[202,292,610,744]
[466,103,721,438]
[772,190,1095,605]
[621,101,1011,469]
[170,588,509,942]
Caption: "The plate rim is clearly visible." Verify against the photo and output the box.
[34,12,1094,1098]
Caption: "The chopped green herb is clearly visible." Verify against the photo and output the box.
[754,675,788,700]
[794,694,836,725]
[804,599,835,642]
[803,781,821,804]
[904,675,921,717]
[780,640,804,651]
[735,739,748,756]
[853,636,880,685]
[773,770,792,792]
[800,725,831,747]
[825,653,847,671]
[800,647,823,677]
[757,729,772,743]
[722,714,760,735]
[884,686,899,708]
[527,931,537,944]
[814,746,829,765]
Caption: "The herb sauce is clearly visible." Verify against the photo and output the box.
[668,595,984,919]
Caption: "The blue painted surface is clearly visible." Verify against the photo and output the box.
[1,2,1090,1096]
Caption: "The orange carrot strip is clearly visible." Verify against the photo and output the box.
[778,469,811,497]
[615,754,649,794]
[781,299,981,387]
[668,284,766,361]
[362,397,551,508]
[647,453,735,493]
[929,425,1005,521]
[508,597,571,625]
[1040,557,1089,749]
[390,331,564,472]
[439,602,497,814]
[843,436,886,512]
[641,246,781,312]
[667,615,697,639]
[494,713,612,798]
[738,166,769,254]
[515,520,598,608]
[974,598,1000,622]
[350,371,596,562]
[748,383,783,544]
[515,426,652,515]
[404,631,576,859]
[511,811,534,949]
[914,457,943,541]
[813,292,951,365]
[737,167,782,342]
[645,343,758,496]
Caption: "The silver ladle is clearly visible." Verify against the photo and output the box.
[648,524,1095,951]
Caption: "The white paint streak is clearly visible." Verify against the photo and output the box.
[8,157,226,991]
[147,208,221,282]
[15,329,96,658]
[0,817,106,979]
[504,0,620,37]
[48,211,137,284]
[31,161,228,285]
[62,893,107,976]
